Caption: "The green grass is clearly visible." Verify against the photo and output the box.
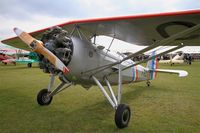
[0,62,200,133]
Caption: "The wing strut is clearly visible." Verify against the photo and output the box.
[121,24,200,62]
[119,43,185,72]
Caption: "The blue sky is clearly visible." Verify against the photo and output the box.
[0,0,200,52]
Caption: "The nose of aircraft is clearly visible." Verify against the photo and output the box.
[13,27,70,75]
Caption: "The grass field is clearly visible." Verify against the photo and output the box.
[0,62,200,133]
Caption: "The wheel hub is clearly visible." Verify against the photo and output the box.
[122,109,130,124]
[42,94,50,103]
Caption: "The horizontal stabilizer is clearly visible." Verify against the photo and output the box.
[150,69,188,77]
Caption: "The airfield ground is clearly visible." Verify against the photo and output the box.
[0,62,200,133]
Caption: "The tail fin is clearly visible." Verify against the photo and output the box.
[146,51,188,79]
[146,51,158,80]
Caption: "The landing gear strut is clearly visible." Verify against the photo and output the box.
[37,73,72,106]
[92,64,132,128]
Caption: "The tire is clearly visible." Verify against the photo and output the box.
[146,81,150,87]
[37,89,53,105]
[27,63,32,68]
[115,104,131,129]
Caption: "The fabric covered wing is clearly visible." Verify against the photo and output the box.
[2,10,200,50]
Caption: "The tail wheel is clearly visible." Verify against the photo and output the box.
[146,81,150,87]
[115,104,131,128]
[37,89,53,105]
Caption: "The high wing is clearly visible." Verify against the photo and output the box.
[1,10,200,51]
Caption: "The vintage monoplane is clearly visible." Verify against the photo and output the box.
[1,10,200,128]
[159,51,185,65]
[0,49,16,65]
[0,49,39,67]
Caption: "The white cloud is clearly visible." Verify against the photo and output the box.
[0,15,72,40]
[0,0,199,51]
[124,0,179,13]
[71,0,120,17]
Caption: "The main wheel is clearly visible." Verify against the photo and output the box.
[27,63,32,68]
[37,89,53,105]
[115,104,131,128]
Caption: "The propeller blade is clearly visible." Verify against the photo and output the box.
[13,27,70,74]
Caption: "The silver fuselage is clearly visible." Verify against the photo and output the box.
[66,37,150,86]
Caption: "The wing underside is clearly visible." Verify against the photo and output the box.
[1,10,200,51]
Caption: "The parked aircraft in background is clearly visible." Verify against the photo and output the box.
[0,49,39,67]
[159,51,185,65]
[13,50,39,67]
[0,50,16,65]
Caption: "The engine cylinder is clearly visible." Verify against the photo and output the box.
[39,26,73,74]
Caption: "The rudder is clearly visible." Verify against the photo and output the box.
[146,51,158,80]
